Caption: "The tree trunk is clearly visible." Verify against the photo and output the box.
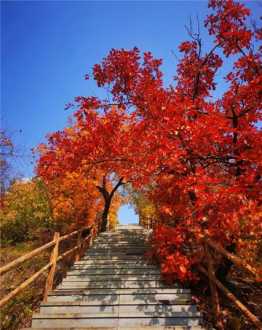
[101,198,111,232]
[215,243,236,285]
[97,176,124,232]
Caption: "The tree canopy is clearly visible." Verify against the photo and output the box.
[37,0,261,281]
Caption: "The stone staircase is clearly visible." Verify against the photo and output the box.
[25,225,205,329]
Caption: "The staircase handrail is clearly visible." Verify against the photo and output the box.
[199,237,262,329]
[0,225,95,308]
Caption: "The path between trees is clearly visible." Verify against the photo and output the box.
[23,225,205,329]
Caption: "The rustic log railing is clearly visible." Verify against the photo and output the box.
[200,237,262,329]
[0,225,95,308]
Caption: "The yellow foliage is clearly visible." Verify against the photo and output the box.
[108,194,122,230]
[0,178,53,243]
[45,169,105,229]
[128,191,157,228]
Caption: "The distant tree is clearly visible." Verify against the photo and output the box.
[0,130,14,196]
[0,178,53,245]
[128,189,157,228]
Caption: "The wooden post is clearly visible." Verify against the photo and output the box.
[43,232,60,302]
[89,227,94,247]
[206,238,260,280]
[199,265,262,329]
[205,242,223,330]
[75,230,82,261]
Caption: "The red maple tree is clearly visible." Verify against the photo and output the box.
[37,0,261,282]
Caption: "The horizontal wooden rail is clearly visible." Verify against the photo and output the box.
[0,240,55,276]
[0,228,86,276]
[0,225,95,307]
[0,262,52,308]
[56,245,79,262]
[206,238,261,280]
[59,229,79,242]
[201,237,262,329]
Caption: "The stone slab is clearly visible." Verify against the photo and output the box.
[32,315,201,328]
[40,304,197,314]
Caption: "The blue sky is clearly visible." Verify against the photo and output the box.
[1,1,260,222]
[2,0,260,177]
[118,203,138,225]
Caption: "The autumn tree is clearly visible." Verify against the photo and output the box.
[37,0,261,281]
[85,0,261,280]
[0,178,53,244]
[127,188,157,228]
[36,106,130,231]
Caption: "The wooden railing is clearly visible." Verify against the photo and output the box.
[145,218,158,230]
[0,225,96,308]
[199,237,262,329]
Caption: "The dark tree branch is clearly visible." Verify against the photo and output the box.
[96,176,126,232]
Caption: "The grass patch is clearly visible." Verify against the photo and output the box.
[0,238,78,330]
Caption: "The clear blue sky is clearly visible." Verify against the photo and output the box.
[1,1,260,222]
[2,0,260,177]
[118,204,139,225]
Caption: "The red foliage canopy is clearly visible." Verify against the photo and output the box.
[37,0,261,282]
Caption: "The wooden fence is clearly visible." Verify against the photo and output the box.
[1,222,261,329]
[200,237,262,329]
[146,219,262,328]
[0,225,95,308]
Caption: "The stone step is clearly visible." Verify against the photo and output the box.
[88,247,148,252]
[81,263,152,268]
[93,236,146,240]
[91,241,147,245]
[74,256,151,267]
[70,266,158,271]
[83,254,147,259]
[62,275,162,281]
[89,242,148,246]
[93,238,147,243]
[73,261,152,266]
[52,288,191,295]
[116,225,147,229]
[86,249,147,253]
[94,236,147,240]
[67,269,160,275]
[78,256,147,261]
[93,241,146,246]
[57,282,181,290]
[46,292,192,304]
[92,239,146,244]
[40,304,198,314]
[95,233,146,236]
[24,327,205,330]
[87,248,148,253]
[110,232,148,236]
[75,258,152,263]
[93,238,146,241]
[84,254,147,258]
[32,313,202,328]
[72,266,152,270]
[71,264,155,270]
